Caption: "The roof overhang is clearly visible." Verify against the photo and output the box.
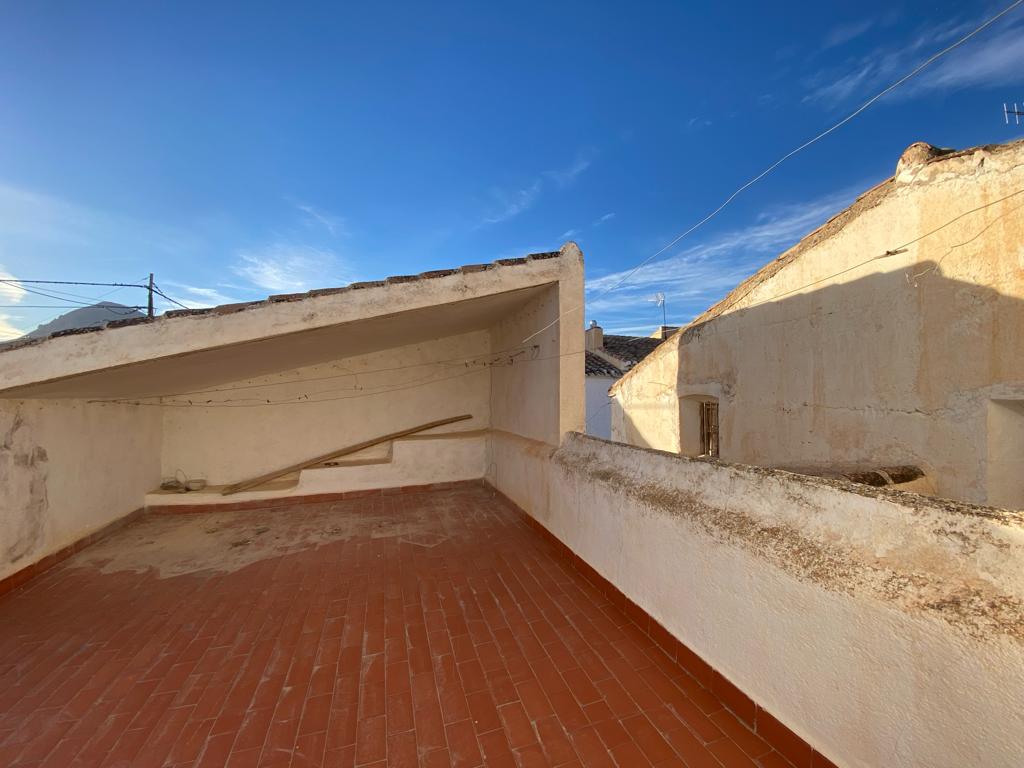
[0,246,582,400]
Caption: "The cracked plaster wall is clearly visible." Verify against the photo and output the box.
[0,399,161,582]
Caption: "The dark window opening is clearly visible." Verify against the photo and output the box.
[699,400,719,457]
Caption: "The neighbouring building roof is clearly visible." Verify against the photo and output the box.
[585,351,623,378]
[601,334,664,367]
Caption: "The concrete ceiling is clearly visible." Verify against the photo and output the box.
[1,284,551,399]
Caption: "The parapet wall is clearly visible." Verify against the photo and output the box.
[497,432,1024,768]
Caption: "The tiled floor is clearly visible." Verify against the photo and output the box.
[0,484,793,767]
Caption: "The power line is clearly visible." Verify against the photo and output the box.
[0,305,146,309]
[0,279,148,288]
[77,185,1023,409]
[151,284,191,311]
[736,188,1024,314]
[522,0,1024,345]
[116,346,539,402]
[93,366,491,408]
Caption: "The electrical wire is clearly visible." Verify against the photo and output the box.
[0,305,146,309]
[521,0,1024,345]
[151,284,191,311]
[93,365,491,408]
[735,188,1024,313]
[86,183,1021,409]
[116,346,539,402]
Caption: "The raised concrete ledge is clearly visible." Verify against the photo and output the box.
[493,430,1024,767]
[555,433,1024,641]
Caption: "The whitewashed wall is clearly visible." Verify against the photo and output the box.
[495,432,1024,768]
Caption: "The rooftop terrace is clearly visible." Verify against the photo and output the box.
[0,484,801,768]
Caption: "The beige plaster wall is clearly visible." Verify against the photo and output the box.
[488,248,585,447]
[613,142,1024,506]
[160,330,491,489]
[0,399,161,581]
[517,433,1024,768]
[486,244,584,501]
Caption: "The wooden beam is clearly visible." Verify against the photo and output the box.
[220,414,473,496]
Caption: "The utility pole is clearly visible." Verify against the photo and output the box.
[147,273,154,318]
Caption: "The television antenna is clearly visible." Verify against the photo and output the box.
[648,292,666,326]
[1005,103,1024,125]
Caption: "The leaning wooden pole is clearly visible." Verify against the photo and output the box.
[220,414,473,496]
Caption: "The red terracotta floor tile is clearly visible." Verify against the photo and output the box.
[0,485,775,767]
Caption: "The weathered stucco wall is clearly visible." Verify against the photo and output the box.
[505,432,1024,768]
[613,141,1024,506]
[0,399,161,582]
[160,330,491,488]
[486,245,584,507]
[610,340,680,452]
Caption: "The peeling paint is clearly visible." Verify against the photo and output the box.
[0,407,49,565]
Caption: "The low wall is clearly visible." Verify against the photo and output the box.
[495,432,1024,768]
[0,399,161,583]
[147,435,487,509]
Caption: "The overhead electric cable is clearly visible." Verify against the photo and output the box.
[522,0,1024,344]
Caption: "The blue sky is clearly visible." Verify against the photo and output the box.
[1,1,1022,339]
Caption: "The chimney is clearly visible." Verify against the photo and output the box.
[585,320,603,351]
[650,325,679,340]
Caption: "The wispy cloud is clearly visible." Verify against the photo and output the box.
[594,213,616,226]
[293,201,346,236]
[480,151,594,226]
[804,13,1024,108]
[543,153,593,187]
[161,282,243,309]
[231,244,356,293]
[585,184,864,332]
[823,18,874,49]
[481,180,543,225]
[0,265,27,304]
[0,264,30,339]
[559,229,579,240]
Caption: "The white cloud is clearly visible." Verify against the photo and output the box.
[823,18,875,49]
[0,314,25,339]
[543,154,593,187]
[481,180,543,225]
[585,184,864,331]
[0,265,26,304]
[0,264,28,337]
[294,201,346,236]
[593,212,616,226]
[232,244,355,293]
[161,282,243,309]
[480,150,594,226]
[804,14,1024,108]
[559,229,579,240]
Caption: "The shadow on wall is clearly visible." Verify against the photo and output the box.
[616,262,1024,507]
